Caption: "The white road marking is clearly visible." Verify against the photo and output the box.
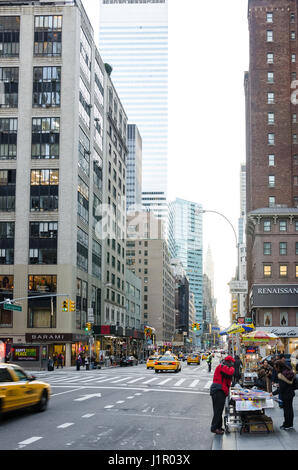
[116,400,125,404]
[57,423,74,429]
[18,437,43,446]
[126,376,146,384]
[204,380,212,389]
[95,377,120,383]
[134,393,142,396]
[142,377,159,384]
[51,387,84,397]
[82,413,95,418]
[111,376,131,383]
[174,378,186,386]
[126,396,134,399]
[189,379,200,388]
[104,405,114,409]
[74,393,102,401]
[157,378,172,385]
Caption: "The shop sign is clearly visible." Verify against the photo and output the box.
[251,284,298,307]
[12,346,39,361]
[26,333,72,342]
[260,327,298,338]
[101,325,111,335]
[237,317,245,324]
[229,280,248,294]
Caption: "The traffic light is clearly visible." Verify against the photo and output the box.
[192,322,197,331]
[69,300,76,312]
[232,299,238,313]
[62,300,68,312]
[196,323,201,330]
[85,322,91,332]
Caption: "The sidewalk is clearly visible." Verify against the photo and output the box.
[212,400,298,450]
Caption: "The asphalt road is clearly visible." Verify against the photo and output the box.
[0,359,216,451]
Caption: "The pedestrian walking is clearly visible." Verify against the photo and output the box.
[207,353,213,372]
[53,353,57,368]
[57,352,64,369]
[259,359,273,393]
[232,355,243,386]
[273,360,295,430]
[47,356,54,371]
[76,355,81,371]
[110,354,114,366]
[210,355,235,435]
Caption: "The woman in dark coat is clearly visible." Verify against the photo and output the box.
[273,360,295,429]
[232,355,242,385]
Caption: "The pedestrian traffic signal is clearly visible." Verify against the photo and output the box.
[69,300,76,312]
[62,300,68,312]
[85,322,91,331]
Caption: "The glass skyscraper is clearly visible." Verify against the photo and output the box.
[98,0,168,218]
[168,198,204,346]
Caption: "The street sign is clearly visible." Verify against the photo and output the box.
[229,280,248,294]
[3,303,22,312]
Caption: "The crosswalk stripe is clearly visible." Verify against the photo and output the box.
[95,376,120,383]
[174,378,186,386]
[111,376,131,383]
[126,376,145,384]
[142,377,159,384]
[189,379,200,388]
[204,380,212,389]
[157,377,173,385]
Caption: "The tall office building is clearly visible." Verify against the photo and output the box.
[168,198,203,346]
[245,1,298,353]
[98,0,168,220]
[127,123,142,211]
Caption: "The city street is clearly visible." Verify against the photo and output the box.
[0,360,215,451]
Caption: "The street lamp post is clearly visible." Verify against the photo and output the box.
[197,209,240,357]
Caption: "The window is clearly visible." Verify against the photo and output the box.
[77,227,88,272]
[79,77,91,128]
[33,67,61,107]
[293,114,297,124]
[291,13,295,23]
[78,127,90,176]
[264,312,272,327]
[267,72,274,83]
[0,169,15,211]
[268,175,275,187]
[263,265,272,277]
[292,32,296,40]
[267,92,274,104]
[269,196,275,207]
[267,53,274,64]
[268,112,275,124]
[263,242,271,255]
[268,133,275,145]
[0,67,18,107]
[292,54,296,63]
[92,239,102,279]
[78,177,89,224]
[279,265,288,277]
[294,134,298,144]
[29,222,57,265]
[0,118,17,160]
[280,312,288,326]
[294,155,298,165]
[296,265,298,278]
[296,242,298,255]
[34,16,62,56]
[280,242,287,255]
[80,28,91,83]
[267,30,273,42]
[30,170,58,212]
[279,220,287,231]
[267,12,273,23]
[32,117,59,159]
[268,154,275,166]
[294,176,298,186]
[0,16,20,57]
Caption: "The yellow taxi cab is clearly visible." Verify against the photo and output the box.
[146,355,161,369]
[0,363,51,419]
[202,353,208,360]
[154,355,181,373]
[187,353,201,365]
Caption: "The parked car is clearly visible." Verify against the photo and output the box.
[0,364,51,419]
[120,355,138,367]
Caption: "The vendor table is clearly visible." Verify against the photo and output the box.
[224,387,275,434]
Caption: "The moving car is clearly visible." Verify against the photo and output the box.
[201,353,208,360]
[187,353,201,365]
[146,355,161,369]
[120,355,138,367]
[154,355,181,373]
[0,363,51,419]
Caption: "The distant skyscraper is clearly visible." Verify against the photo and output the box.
[127,124,142,210]
[204,245,214,298]
[98,0,168,220]
[168,198,203,345]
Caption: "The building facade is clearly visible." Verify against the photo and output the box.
[245,1,298,354]
[98,0,168,222]
[126,210,175,345]
[168,198,203,346]
[127,123,142,211]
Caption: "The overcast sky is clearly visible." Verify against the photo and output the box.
[82,0,250,328]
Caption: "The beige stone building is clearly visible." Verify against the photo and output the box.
[126,211,175,344]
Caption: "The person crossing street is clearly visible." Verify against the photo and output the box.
[207,352,213,372]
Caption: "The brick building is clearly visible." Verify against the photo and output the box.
[245,0,298,354]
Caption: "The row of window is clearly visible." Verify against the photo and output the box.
[266,30,296,42]
[266,12,295,23]
[263,263,298,278]
[263,241,298,255]
[263,219,298,232]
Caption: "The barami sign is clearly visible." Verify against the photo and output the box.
[251,284,298,308]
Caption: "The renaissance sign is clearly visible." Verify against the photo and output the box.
[251,284,298,308]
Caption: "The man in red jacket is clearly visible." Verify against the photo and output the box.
[210,355,235,434]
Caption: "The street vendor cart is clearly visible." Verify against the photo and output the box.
[224,386,275,434]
